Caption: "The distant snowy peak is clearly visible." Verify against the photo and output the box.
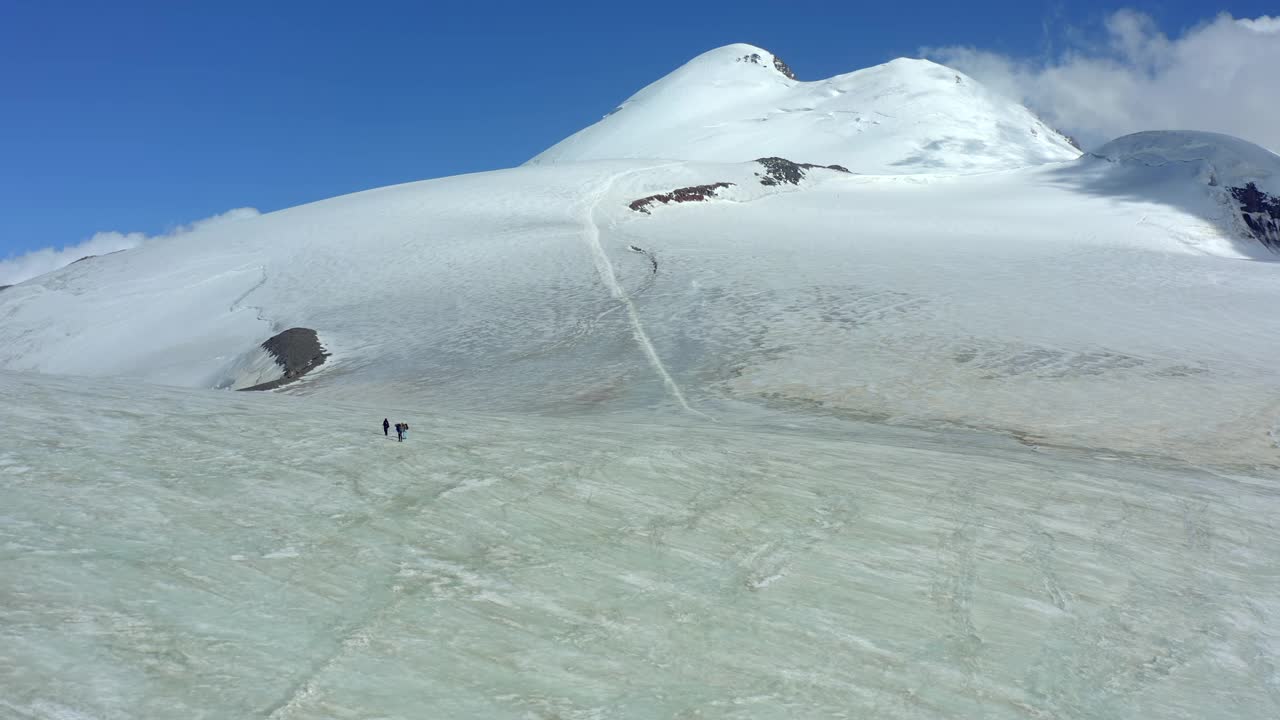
[588,44,798,130]
[1095,131,1280,190]
[1096,131,1280,251]
[529,44,1081,175]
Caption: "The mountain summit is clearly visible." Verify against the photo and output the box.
[3,45,1280,463]
[5,39,1280,719]
[529,44,1081,174]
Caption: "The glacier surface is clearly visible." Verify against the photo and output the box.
[1,372,1278,719]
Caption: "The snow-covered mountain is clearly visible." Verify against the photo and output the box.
[6,44,1280,719]
[3,123,1279,462]
[1093,130,1280,249]
[529,44,1081,174]
[0,45,1278,466]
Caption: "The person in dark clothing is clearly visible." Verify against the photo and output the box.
[395,423,404,442]
[383,418,390,436]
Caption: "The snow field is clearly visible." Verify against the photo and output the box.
[4,153,1280,464]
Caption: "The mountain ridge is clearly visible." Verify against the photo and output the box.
[3,48,1280,463]
[529,44,1081,174]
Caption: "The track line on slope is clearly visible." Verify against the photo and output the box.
[580,165,713,420]
[228,264,272,327]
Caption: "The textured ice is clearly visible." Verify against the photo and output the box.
[2,372,1278,718]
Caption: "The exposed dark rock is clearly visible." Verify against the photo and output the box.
[736,51,798,80]
[772,55,797,80]
[629,183,735,214]
[0,285,10,292]
[239,327,329,391]
[628,244,658,274]
[754,157,851,186]
[67,249,127,266]
[1231,183,1280,251]
[627,159,851,214]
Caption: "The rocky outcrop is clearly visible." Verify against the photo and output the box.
[1231,183,1280,251]
[239,327,329,391]
[68,249,127,266]
[735,51,797,80]
[0,285,10,292]
[755,157,850,186]
[626,158,851,215]
[772,55,797,80]
[628,244,658,274]
[629,183,735,214]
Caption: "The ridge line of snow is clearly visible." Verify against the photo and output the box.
[581,165,712,419]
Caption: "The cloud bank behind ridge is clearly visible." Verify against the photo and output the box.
[0,208,260,286]
[925,11,1280,152]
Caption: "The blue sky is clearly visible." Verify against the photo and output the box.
[1,0,1274,260]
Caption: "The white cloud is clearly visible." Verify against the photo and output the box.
[925,12,1280,152]
[0,208,260,286]
[177,206,262,232]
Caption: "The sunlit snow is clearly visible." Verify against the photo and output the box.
[3,44,1280,719]
[528,44,1081,174]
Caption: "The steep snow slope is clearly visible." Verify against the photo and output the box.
[3,146,1280,463]
[3,372,1278,719]
[529,44,1081,174]
[1093,131,1280,250]
[1096,131,1280,185]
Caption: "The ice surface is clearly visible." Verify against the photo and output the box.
[1,371,1278,718]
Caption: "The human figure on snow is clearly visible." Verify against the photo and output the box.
[383,418,390,436]
[395,423,404,442]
